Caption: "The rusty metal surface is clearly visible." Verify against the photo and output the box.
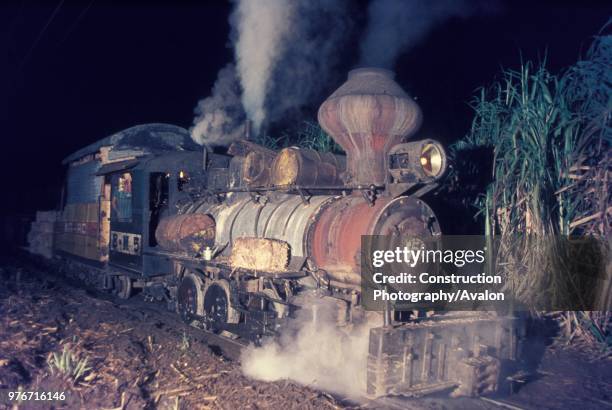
[200,193,439,284]
[228,156,245,188]
[309,196,388,284]
[209,194,333,261]
[242,149,277,187]
[309,195,439,285]
[366,313,523,398]
[227,139,272,157]
[318,68,422,186]
[271,147,346,186]
[155,213,215,254]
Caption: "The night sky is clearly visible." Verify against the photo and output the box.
[1,0,610,215]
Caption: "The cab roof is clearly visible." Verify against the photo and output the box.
[62,123,200,165]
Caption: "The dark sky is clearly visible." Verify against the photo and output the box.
[1,0,610,214]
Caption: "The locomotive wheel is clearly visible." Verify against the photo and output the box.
[204,283,229,333]
[112,275,132,299]
[177,274,204,324]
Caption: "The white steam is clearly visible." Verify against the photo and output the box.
[191,0,350,146]
[262,0,350,126]
[241,300,376,398]
[232,0,295,132]
[190,64,245,147]
[360,0,498,68]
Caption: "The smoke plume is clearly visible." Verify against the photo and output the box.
[360,0,498,68]
[241,299,376,398]
[232,0,294,132]
[191,0,350,146]
[190,64,245,147]
[259,1,351,127]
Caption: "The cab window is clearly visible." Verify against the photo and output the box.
[111,172,133,222]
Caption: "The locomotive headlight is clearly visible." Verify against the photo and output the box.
[420,143,444,177]
[388,139,447,184]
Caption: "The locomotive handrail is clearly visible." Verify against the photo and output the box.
[213,184,384,194]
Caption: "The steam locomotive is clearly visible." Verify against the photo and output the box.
[34,68,522,398]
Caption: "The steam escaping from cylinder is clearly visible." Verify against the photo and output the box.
[360,0,499,68]
[241,300,376,398]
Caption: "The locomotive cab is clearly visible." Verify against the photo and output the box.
[101,151,219,285]
[54,124,208,297]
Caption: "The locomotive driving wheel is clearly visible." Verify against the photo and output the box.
[204,283,229,333]
[112,275,132,299]
[177,274,203,324]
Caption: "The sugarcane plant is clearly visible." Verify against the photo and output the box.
[47,344,92,384]
[254,120,343,153]
[293,120,343,153]
[452,30,611,349]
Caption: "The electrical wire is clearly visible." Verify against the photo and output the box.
[19,0,65,68]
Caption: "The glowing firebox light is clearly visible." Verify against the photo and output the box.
[178,170,189,191]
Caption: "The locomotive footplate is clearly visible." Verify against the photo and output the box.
[366,312,523,398]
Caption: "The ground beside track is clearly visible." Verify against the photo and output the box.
[0,256,342,409]
[0,255,610,410]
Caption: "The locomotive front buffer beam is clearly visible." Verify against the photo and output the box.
[366,314,524,398]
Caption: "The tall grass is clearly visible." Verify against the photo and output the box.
[253,121,343,153]
[292,120,343,153]
[453,31,611,348]
[252,133,287,150]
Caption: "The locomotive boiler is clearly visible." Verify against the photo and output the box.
[33,67,522,398]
